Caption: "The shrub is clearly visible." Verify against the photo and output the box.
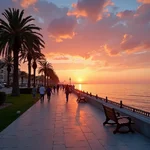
[20,88,32,94]
[0,92,6,106]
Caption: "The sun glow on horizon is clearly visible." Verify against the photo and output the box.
[77,77,83,83]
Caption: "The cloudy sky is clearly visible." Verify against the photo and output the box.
[0,0,150,84]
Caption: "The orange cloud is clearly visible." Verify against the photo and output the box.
[48,16,77,42]
[20,0,37,8]
[121,34,133,44]
[104,44,121,56]
[117,10,134,18]
[45,52,95,66]
[49,33,76,42]
[68,0,113,21]
[138,0,150,3]
[120,34,140,52]
[67,3,87,18]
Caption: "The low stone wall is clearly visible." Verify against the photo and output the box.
[73,90,150,138]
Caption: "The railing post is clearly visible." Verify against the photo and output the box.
[106,97,108,103]
[96,94,98,99]
[120,100,123,108]
[90,92,92,96]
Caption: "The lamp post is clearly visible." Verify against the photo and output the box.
[69,77,71,85]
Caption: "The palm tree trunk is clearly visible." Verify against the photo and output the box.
[42,73,44,85]
[28,60,31,88]
[12,50,20,96]
[44,73,46,87]
[7,71,10,87]
[32,60,37,87]
[7,66,11,88]
[33,68,36,87]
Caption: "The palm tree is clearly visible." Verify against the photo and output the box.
[46,68,53,86]
[20,52,33,88]
[27,54,32,88]
[46,68,59,85]
[20,48,45,88]
[0,55,13,87]
[38,61,52,86]
[32,52,45,86]
[0,8,45,96]
[48,69,59,85]
[32,59,37,86]
[20,71,28,87]
[0,60,3,68]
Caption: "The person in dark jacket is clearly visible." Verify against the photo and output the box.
[53,85,56,93]
[56,84,59,93]
[65,84,70,102]
[46,86,52,101]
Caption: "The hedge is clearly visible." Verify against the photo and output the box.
[0,92,6,105]
[20,88,32,94]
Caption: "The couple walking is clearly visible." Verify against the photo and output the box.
[39,85,53,101]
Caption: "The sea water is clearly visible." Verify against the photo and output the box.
[75,84,150,112]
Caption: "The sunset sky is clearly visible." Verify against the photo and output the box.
[0,0,150,84]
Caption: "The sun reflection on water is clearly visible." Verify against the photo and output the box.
[79,84,82,90]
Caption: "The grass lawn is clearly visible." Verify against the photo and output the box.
[0,94,39,132]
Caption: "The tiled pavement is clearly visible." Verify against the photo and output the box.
[0,90,150,150]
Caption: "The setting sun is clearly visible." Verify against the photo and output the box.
[77,78,83,83]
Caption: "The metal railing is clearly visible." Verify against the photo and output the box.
[74,89,150,117]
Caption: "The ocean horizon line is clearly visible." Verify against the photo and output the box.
[73,83,150,85]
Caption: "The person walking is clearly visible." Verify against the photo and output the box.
[39,85,45,102]
[53,85,56,93]
[65,84,70,102]
[56,84,59,93]
[46,86,52,101]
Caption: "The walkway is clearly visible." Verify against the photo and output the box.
[0,90,150,150]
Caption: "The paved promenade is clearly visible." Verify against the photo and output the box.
[0,90,150,150]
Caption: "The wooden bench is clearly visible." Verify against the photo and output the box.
[103,105,134,134]
[77,93,87,103]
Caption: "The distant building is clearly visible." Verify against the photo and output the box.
[0,66,13,83]
[0,61,21,84]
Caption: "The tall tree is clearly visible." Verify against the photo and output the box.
[49,69,59,85]
[46,68,59,85]
[20,52,33,88]
[32,52,45,86]
[0,8,44,95]
[38,61,52,86]
[20,46,45,88]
